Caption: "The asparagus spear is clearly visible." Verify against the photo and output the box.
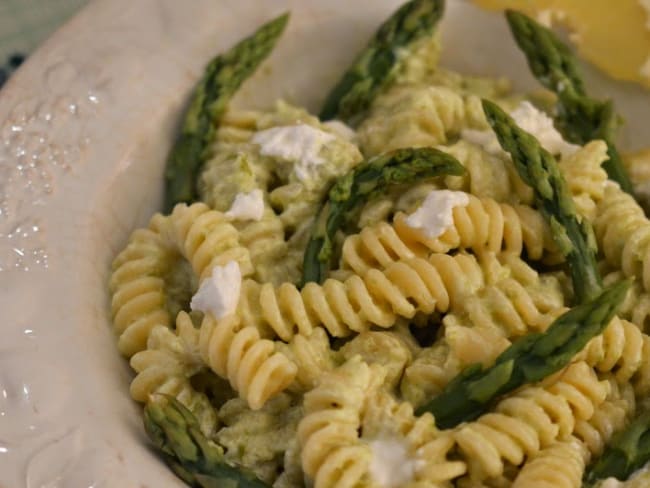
[301,147,465,285]
[319,0,444,123]
[584,411,650,486]
[144,395,270,488]
[164,13,290,212]
[416,280,630,429]
[504,10,634,194]
[483,99,602,303]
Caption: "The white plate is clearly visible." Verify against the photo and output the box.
[0,0,648,486]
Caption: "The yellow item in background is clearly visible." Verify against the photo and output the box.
[472,0,650,89]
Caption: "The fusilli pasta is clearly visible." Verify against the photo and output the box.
[298,357,381,488]
[129,312,218,436]
[455,362,608,481]
[239,252,485,341]
[169,202,254,281]
[573,377,635,458]
[340,194,556,276]
[110,215,175,357]
[357,84,486,157]
[510,437,588,488]
[198,312,297,409]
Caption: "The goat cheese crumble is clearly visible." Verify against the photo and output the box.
[368,436,421,488]
[462,101,580,158]
[225,189,265,221]
[252,124,336,183]
[190,261,241,319]
[404,190,470,239]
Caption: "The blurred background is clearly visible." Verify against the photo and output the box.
[0,0,87,86]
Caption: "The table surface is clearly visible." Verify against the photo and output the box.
[0,0,88,85]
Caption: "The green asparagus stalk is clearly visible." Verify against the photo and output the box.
[504,10,634,194]
[301,147,465,285]
[164,13,289,212]
[584,411,650,486]
[483,98,602,303]
[416,280,630,429]
[144,395,270,488]
[319,0,444,123]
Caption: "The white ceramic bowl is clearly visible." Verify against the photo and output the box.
[0,0,648,486]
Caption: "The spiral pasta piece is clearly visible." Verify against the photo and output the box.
[442,139,533,204]
[197,312,297,410]
[604,270,650,333]
[361,389,467,486]
[110,215,176,357]
[357,84,485,157]
[298,357,381,488]
[129,312,218,436]
[455,362,609,481]
[401,341,458,409]
[340,193,555,277]
[111,204,254,357]
[299,357,464,488]
[235,211,294,284]
[594,183,650,292]
[581,316,650,386]
[239,252,485,341]
[623,148,650,213]
[440,253,566,372]
[276,327,338,392]
[511,437,588,488]
[573,378,635,458]
[169,202,254,282]
[557,140,609,220]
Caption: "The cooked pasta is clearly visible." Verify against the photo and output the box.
[444,253,566,339]
[510,437,588,488]
[455,362,609,481]
[401,341,458,409]
[110,215,175,357]
[557,140,609,220]
[239,252,486,341]
[109,6,650,486]
[276,327,338,392]
[340,195,556,276]
[623,148,650,213]
[299,357,465,488]
[604,270,650,333]
[594,183,650,291]
[573,377,635,458]
[129,312,218,436]
[357,84,487,157]
[581,317,650,387]
[298,357,380,488]
[168,202,254,281]
[197,312,297,410]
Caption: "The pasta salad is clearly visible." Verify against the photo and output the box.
[108,1,650,487]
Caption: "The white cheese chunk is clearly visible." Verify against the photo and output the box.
[252,124,336,183]
[462,101,580,158]
[225,189,265,221]
[404,190,470,239]
[190,261,241,319]
[368,436,421,488]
